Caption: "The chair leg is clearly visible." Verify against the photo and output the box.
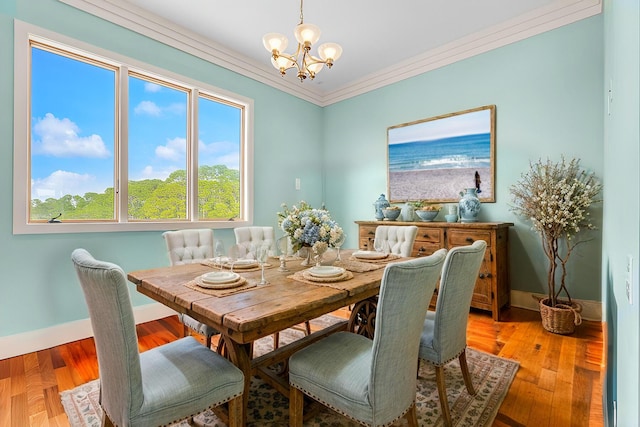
[227,395,243,427]
[404,404,419,427]
[101,412,115,427]
[273,332,280,350]
[304,321,311,335]
[459,350,476,395]
[205,334,212,349]
[289,386,304,427]
[435,366,452,427]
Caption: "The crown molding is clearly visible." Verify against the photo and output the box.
[59,0,601,107]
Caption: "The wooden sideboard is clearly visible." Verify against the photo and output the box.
[355,220,513,321]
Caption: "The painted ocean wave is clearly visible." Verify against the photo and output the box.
[389,133,491,172]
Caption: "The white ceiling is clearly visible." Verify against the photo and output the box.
[66,0,602,105]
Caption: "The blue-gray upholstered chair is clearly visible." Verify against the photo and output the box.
[373,225,418,257]
[288,249,447,427]
[162,229,219,348]
[71,248,244,427]
[418,240,487,427]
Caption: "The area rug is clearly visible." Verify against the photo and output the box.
[61,323,518,426]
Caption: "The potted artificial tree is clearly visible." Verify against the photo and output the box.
[510,157,602,334]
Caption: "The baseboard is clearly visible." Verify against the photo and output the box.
[0,303,176,360]
[510,290,602,321]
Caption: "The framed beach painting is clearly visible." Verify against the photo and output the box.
[387,105,496,203]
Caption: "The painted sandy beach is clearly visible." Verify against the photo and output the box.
[389,167,492,202]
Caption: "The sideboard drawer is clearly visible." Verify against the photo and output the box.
[447,230,492,247]
[415,228,443,244]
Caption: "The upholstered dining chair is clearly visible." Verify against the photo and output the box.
[71,248,244,427]
[234,225,311,349]
[233,226,276,255]
[418,240,487,427]
[289,249,447,427]
[162,229,219,348]
[373,225,418,257]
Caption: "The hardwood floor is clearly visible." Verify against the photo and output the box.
[0,307,604,426]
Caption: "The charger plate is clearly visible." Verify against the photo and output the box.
[308,266,345,278]
[352,250,388,260]
[195,274,244,289]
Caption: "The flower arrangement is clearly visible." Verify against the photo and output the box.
[509,157,602,308]
[277,201,344,253]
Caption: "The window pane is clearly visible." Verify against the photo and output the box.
[128,75,188,220]
[30,46,116,221]
[198,95,242,220]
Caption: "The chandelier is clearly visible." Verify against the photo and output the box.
[262,0,342,82]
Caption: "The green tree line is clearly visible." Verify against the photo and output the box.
[31,165,240,221]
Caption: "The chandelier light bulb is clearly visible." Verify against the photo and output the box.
[262,33,288,55]
[294,23,321,47]
[318,43,343,64]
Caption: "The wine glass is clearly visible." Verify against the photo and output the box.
[228,244,240,273]
[256,243,270,285]
[334,233,346,262]
[214,240,226,270]
[277,236,289,272]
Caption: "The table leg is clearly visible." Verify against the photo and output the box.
[347,297,378,339]
[224,336,253,426]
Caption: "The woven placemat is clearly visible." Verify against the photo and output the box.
[289,269,354,289]
[349,253,402,264]
[199,260,274,272]
[334,260,386,273]
[184,276,259,297]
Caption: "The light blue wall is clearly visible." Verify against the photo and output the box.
[324,16,604,302]
[0,0,324,336]
[603,0,640,425]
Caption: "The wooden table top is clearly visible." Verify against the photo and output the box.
[128,251,391,344]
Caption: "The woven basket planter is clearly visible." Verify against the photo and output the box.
[539,298,582,334]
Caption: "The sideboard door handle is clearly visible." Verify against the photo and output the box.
[465,237,474,243]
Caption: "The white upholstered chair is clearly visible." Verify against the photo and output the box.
[418,240,487,427]
[234,226,311,348]
[233,226,276,255]
[71,248,244,427]
[289,250,447,427]
[162,229,219,348]
[373,225,418,257]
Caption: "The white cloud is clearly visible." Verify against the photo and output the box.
[133,165,179,181]
[134,100,162,116]
[199,139,239,169]
[31,170,105,200]
[32,113,110,158]
[144,82,162,93]
[155,137,186,161]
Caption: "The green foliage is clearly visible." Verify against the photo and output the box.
[30,165,240,222]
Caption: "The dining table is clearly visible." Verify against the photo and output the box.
[127,249,407,425]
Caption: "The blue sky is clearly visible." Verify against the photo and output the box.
[388,108,492,145]
[30,46,240,201]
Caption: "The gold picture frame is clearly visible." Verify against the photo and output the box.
[387,105,496,203]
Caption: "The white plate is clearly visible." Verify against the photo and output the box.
[196,277,244,289]
[201,271,240,284]
[231,259,258,269]
[308,266,345,278]
[352,251,389,260]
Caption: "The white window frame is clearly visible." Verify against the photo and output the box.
[13,20,254,234]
